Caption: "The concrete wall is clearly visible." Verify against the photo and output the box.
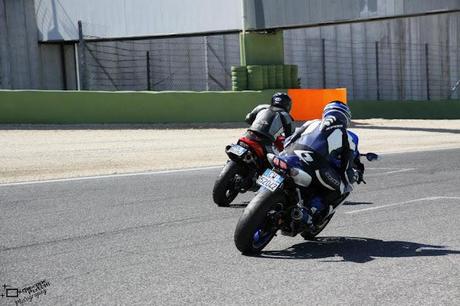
[2,0,459,94]
[284,12,460,100]
[0,90,278,123]
[1,90,459,124]
[240,31,284,65]
[0,0,70,89]
[244,0,460,30]
[0,0,41,89]
[35,0,242,41]
[34,0,460,42]
[0,0,239,91]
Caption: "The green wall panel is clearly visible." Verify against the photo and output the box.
[240,31,284,66]
[0,90,280,124]
[1,90,459,124]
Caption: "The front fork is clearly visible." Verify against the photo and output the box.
[278,188,311,236]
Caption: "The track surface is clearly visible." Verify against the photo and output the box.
[1,149,459,305]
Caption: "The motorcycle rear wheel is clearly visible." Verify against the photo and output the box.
[234,190,285,254]
[212,160,244,207]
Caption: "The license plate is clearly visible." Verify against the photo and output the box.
[257,169,284,191]
[228,144,247,156]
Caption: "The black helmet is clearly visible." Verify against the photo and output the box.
[322,101,352,128]
[271,92,292,112]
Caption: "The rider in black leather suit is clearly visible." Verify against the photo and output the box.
[245,92,295,154]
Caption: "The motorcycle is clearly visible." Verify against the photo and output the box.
[212,132,284,207]
[233,146,379,254]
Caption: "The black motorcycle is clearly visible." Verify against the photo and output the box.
[234,150,379,254]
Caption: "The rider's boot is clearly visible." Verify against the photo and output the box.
[309,196,327,225]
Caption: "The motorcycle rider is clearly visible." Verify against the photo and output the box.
[245,92,295,154]
[282,101,365,226]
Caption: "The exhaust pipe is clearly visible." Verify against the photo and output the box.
[291,207,304,221]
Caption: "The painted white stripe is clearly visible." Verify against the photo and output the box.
[366,168,416,177]
[366,167,401,170]
[0,166,222,187]
[346,196,460,214]
[377,147,460,155]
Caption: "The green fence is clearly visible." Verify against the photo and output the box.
[0,90,459,124]
[0,90,279,124]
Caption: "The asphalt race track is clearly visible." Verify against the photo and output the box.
[1,149,459,305]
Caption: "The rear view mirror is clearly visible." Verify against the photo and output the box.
[365,152,379,162]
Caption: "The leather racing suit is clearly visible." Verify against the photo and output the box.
[282,117,363,217]
[245,104,295,154]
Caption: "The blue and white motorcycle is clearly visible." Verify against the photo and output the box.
[234,132,378,254]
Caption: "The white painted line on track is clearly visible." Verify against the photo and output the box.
[346,196,460,214]
[366,168,416,177]
[366,167,414,170]
[0,165,222,187]
[366,167,400,170]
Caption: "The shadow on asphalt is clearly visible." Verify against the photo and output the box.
[352,123,460,135]
[258,237,460,263]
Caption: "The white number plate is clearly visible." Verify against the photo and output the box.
[228,144,247,156]
[257,169,284,192]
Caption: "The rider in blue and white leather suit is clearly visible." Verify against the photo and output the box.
[282,101,365,224]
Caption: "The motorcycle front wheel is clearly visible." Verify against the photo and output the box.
[234,189,285,254]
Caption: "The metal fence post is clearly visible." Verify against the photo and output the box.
[146,51,151,91]
[74,43,80,90]
[425,43,430,100]
[204,36,209,91]
[60,43,68,90]
[321,38,326,88]
[451,79,460,99]
[375,41,380,100]
[77,20,87,90]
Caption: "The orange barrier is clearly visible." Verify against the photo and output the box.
[288,88,347,121]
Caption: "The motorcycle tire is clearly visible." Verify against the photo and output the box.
[234,190,285,254]
[212,160,244,207]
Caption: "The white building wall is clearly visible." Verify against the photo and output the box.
[244,0,460,30]
[284,12,460,100]
[35,0,242,41]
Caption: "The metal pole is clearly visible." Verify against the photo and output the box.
[204,36,209,91]
[60,43,68,90]
[78,20,87,90]
[375,41,380,100]
[146,51,151,90]
[240,0,247,66]
[240,0,247,32]
[451,79,460,99]
[321,38,326,88]
[425,43,430,100]
[74,43,80,90]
